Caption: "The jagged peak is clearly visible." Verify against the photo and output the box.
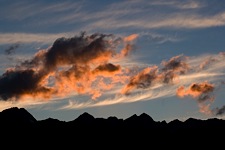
[75,112,95,121]
[0,106,37,123]
[139,113,154,121]
[169,119,182,124]
[1,107,225,130]
[125,114,138,120]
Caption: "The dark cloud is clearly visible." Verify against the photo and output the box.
[121,55,189,94]
[4,43,20,55]
[121,66,158,95]
[161,55,189,74]
[213,105,225,116]
[43,33,116,71]
[190,83,214,95]
[0,69,53,100]
[0,32,136,101]
[92,63,121,75]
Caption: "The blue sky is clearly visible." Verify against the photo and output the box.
[1,0,225,122]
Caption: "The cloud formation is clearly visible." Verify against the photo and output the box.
[87,12,225,30]
[0,32,137,101]
[176,82,215,102]
[1,0,224,35]
[213,105,225,116]
[0,33,70,44]
[4,43,20,55]
[1,31,225,120]
[121,55,189,95]
[176,82,215,115]
[59,51,225,117]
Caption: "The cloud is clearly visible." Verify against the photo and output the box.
[199,57,218,70]
[174,52,225,115]
[0,1,82,21]
[92,63,121,76]
[60,70,225,110]
[0,32,137,101]
[60,83,176,110]
[149,0,204,9]
[213,105,225,115]
[1,31,225,119]
[178,1,203,9]
[1,0,223,34]
[60,52,225,115]
[139,32,180,44]
[80,0,225,30]
[121,55,189,95]
[176,82,215,115]
[176,82,215,101]
[121,66,158,95]
[4,43,20,55]
[86,11,225,30]
[0,33,71,44]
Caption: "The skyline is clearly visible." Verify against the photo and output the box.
[1,0,225,122]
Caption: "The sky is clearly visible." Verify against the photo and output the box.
[1,0,225,122]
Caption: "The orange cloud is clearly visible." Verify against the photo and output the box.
[176,82,214,100]
[176,82,215,115]
[123,34,138,42]
[121,66,158,95]
[118,34,138,58]
[0,32,137,101]
[121,55,190,94]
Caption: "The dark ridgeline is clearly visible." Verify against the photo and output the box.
[1,107,225,145]
[0,107,37,128]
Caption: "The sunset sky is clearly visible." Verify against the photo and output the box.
[1,0,225,122]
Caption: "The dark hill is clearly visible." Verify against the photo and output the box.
[0,107,37,129]
[1,106,225,143]
[1,107,225,130]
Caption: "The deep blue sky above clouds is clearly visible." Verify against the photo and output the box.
[1,0,225,122]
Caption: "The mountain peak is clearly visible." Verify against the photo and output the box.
[75,112,95,122]
[125,114,138,120]
[0,107,37,127]
[139,113,154,122]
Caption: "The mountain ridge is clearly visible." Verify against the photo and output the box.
[1,106,225,144]
[1,107,225,127]
[1,106,224,123]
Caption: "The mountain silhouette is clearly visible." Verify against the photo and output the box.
[1,106,225,145]
[1,107,225,130]
[124,113,155,127]
[0,107,37,129]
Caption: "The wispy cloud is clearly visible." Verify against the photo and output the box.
[139,32,180,44]
[1,49,225,116]
[85,12,225,30]
[31,0,143,26]
[0,1,82,21]
[0,32,72,44]
[1,0,224,32]
[149,0,204,9]
[60,84,175,110]
[77,0,224,30]
[0,31,178,46]
[177,1,203,9]
[60,72,223,110]
[59,53,225,112]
